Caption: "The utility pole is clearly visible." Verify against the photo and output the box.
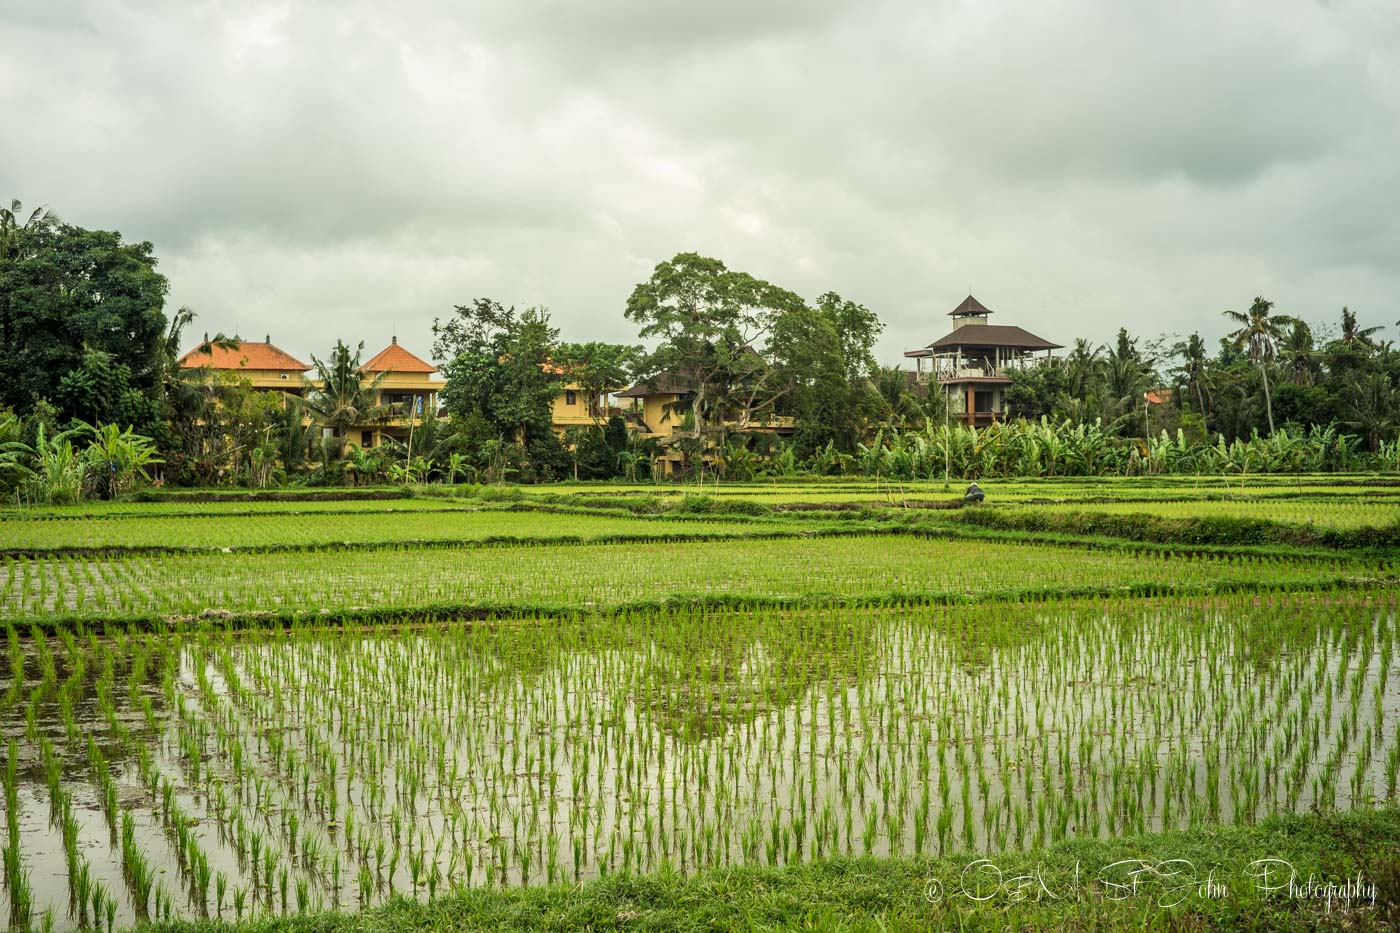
[943,385,951,490]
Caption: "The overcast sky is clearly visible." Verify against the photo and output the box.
[3,0,1398,365]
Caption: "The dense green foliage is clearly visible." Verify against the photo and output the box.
[303,342,388,461]
[431,298,570,480]
[0,205,171,436]
[1008,300,1400,451]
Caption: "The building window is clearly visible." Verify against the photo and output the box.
[974,390,994,413]
[279,373,289,380]
[361,431,373,447]
[565,390,577,406]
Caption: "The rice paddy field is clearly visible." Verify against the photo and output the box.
[2,475,1399,930]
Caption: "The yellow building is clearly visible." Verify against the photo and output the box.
[617,371,795,474]
[353,338,441,448]
[540,361,625,436]
[177,335,312,395]
[617,372,691,438]
[549,382,599,431]
[179,335,442,450]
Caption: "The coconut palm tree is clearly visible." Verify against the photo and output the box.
[1339,306,1383,347]
[1280,319,1316,386]
[0,200,57,258]
[875,365,929,430]
[1345,372,1399,453]
[1104,329,1155,434]
[304,340,388,460]
[1064,338,1103,399]
[1223,296,1295,435]
[1171,332,1213,415]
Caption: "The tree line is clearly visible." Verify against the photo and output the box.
[1005,299,1400,453]
[3,201,1398,498]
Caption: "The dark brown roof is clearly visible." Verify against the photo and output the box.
[617,373,695,398]
[950,294,993,317]
[927,324,1062,351]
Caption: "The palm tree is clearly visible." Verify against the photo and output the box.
[1104,329,1155,434]
[1281,319,1315,386]
[304,340,388,460]
[1339,306,1383,347]
[1171,332,1213,417]
[1223,296,1295,435]
[0,200,59,355]
[875,365,929,430]
[0,200,58,257]
[1344,372,1399,453]
[1064,338,1103,400]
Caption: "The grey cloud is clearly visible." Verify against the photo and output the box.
[1,0,1397,366]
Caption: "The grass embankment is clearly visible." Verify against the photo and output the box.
[152,807,1400,932]
[956,507,1400,550]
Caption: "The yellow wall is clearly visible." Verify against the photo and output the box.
[637,393,682,435]
[228,368,310,393]
[551,382,599,431]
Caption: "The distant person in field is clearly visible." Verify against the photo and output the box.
[964,482,984,503]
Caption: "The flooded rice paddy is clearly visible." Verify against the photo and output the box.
[4,592,1398,929]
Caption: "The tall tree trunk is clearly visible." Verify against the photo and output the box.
[691,384,706,482]
[1260,362,1274,435]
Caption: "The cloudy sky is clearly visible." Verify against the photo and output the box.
[3,0,1398,365]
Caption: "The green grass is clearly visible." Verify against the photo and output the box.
[150,807,1400,931]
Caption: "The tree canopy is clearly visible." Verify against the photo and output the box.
[0,217,170,433]
[625,253,808,451]
[432,299,562,446]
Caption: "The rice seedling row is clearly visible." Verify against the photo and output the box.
[2,591,1397,929]
[1,535,1386,624]
[0,510,788,554]
[1001,498,1400,530]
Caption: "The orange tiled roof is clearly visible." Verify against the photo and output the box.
[359,339,437,374]
[178,339,310,372]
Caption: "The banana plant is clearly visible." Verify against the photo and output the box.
[27,424,85,505]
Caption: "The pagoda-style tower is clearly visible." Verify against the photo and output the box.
[904,295,1061,426]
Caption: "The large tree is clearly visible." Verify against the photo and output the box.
[624,252,808,460]
[432,299,562,445]
[1223,296,1295,435]
[777,291,884,453]
[0,216,170,432]
[0,200,59,354]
